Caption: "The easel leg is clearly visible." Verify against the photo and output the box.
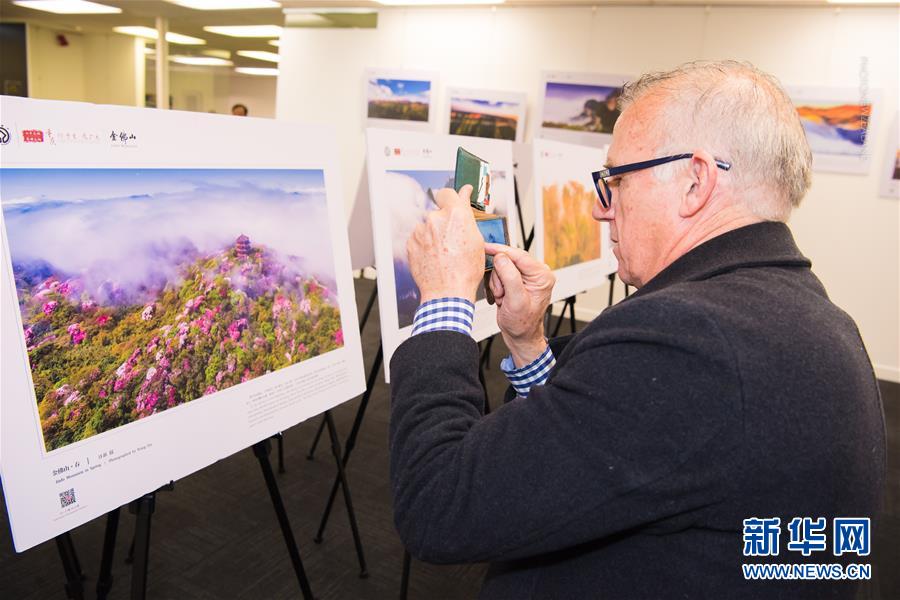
[96,507,121,600]
[253,440,315,600]
[551,297,573,337]
[55,532,85,600]
[307,416,327,460]
[324,411,369,578]
[129,493,156,600]
[400,549,412,600]
[315,345,383,542]
[309,283,379,461]
[568,295,577,334]
[607,273,616,307]
[274,432,285,474]
[513,174,528,246]
[358,283,378,331]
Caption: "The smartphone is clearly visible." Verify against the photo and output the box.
[474,213,508,305]
[455,147,491,210]
[474,213,509,271]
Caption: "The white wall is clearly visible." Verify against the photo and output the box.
[26,24,143,107]
[277,5,899,382]
[144,66,276,116]
[220,73,277,118]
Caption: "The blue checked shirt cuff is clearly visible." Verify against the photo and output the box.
[500,345,556,398]
[411,297,475,338]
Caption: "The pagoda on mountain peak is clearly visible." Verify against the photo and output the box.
[235,234,251,257]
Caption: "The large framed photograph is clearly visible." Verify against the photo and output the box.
[445,87,527,142]
[365,128,518,380]
[532,138,617,302]
[788,86,880,175]
[0,97,365,551]
[538,71,630,148]
[364,68,439,132]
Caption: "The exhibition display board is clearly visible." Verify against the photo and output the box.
[532,138,617,303]
[538,71,630,148]
[0,97,366,551]
[365,128,518,381]
[788,85,881,175]
[364,69,439,132]
[445,87,527,142]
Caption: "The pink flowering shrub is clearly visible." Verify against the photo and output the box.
[21,240,343,451]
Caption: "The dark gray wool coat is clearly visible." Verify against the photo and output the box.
[389,222,885,600]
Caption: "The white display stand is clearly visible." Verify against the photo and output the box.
[365,128,518,381]
[532,138,617,303]
[0,97,366,552]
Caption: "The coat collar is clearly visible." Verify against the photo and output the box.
[630,221,811,298]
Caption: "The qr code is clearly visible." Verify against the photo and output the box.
[59,488,76,508]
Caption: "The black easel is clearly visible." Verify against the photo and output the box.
[308,281,378,460]
[550,296,578,337]
[55,532,85,600]
[93,440,316,600]
[313,344,382,546]
[512,167,528,248]
[252,439,316,599]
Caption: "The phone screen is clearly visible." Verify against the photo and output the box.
[475,215,508,271]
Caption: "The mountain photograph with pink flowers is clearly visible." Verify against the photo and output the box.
[2,169,344,451]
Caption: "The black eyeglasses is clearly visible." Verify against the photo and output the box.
[591,153,732,209]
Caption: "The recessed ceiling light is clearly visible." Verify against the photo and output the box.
[268,40,280,47]
[202,49,232,59]
[283,13,329,26]
[170,55,234,66]
[165,0,280,9]
[235,67,278,76]
[374,0,503,4]
[12,0,121,13]
[236,50,280,63]
[203,25,283,38]
[114,26,206,45]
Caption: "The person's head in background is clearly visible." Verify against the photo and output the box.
[231,103,249,117]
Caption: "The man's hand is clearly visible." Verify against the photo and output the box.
[407,185,485,305]
[485,243,555,367]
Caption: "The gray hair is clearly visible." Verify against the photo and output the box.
[618,60,811,222]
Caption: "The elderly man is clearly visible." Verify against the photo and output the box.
[389,61,884,599]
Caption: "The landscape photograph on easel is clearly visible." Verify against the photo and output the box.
[367,77,431,122]
[542,81,623,134]
[2,169,344,451]
[449,96,520,140]
[542,179,602,270]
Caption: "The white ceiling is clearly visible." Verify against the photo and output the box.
[0,0,894,69]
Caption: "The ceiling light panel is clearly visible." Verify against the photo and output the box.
[235,67,278,76]
[165,0,280,9]
[12,0,121,14]
[236,50,280,63]
[114,26,206,45]
[203,25,283,38]
[170,56,234,66]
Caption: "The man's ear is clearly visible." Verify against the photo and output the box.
[679,150,718,218]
